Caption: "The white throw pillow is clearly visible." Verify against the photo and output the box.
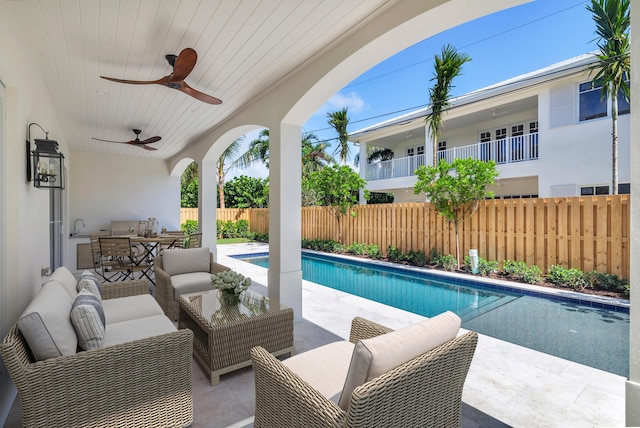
[337,311,461,410]
[162,246,210,276]
[70,289,106,351]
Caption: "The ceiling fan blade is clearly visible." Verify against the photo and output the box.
[139,136,161,145]
[100,75,169,85]
[136,144,158,151]
[91,137,125,144]
[181,81,222,105]
[171,48,197,82]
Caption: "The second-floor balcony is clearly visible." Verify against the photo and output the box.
[365,132,539,181]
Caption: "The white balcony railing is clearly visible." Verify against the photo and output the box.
[365,132,539,181]
[365,153,426,181]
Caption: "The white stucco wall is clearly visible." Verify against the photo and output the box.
[68,151,180,234]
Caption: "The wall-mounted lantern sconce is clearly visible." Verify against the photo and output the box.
[27,123,65,189]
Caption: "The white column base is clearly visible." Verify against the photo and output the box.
[626,380,640,426]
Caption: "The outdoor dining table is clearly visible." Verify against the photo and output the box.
[111,234,185,284]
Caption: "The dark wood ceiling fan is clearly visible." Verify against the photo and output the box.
[100,47,222,105]
[92,129,160,151]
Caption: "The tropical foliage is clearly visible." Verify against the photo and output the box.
[425,44,471,166]
[224,175,269,208]
[217,137,244,208]
[586,0,630,194]
[327,108,352,164]
[414,158,498,268]
[303,165,369,243]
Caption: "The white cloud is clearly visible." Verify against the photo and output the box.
[316,91,365,116]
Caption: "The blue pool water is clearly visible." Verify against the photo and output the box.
[236,251,630,377]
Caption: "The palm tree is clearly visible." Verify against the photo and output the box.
[217,137,244,209]
[587,0,630,195]
[181,161,198,187]
[238,129,270,169]
[353,146,394,167]
[327,108,351,164]
[301,132,335,176]
[425,44,471,166]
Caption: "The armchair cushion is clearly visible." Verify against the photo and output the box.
[70,289,106,350]
[16,281,78,360]
[338,311,461,410]
[162,246,210,276]
[282,341,355,404]
[170,272,213,298]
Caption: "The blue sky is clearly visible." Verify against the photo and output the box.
[232,0,599,179]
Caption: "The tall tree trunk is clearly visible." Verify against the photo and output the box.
[454,220,460,269]
[611,92,619,195]
[218,173,226,209]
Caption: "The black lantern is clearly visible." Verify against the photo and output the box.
[32,139,64,189]
[27,123,65,189]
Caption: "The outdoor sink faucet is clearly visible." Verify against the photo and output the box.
[73,218,85,236]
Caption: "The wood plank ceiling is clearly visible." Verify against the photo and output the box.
[7,0,390,159]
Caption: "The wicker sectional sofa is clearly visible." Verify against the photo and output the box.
[0,266,194,428]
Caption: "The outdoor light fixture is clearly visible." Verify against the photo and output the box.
[27,122,65,189]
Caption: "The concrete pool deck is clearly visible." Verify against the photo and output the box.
[218,242,626,427]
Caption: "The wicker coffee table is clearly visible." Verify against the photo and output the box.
[178,289,294,385]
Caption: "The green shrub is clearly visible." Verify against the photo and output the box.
[366,244,382,259]
[181,219,198,235]
[464,255,499,276]
[387,246,405,263]
[547,265,588,290]
[346,242,367,256]
[503,260,543,284]
[585,271,629,297]
[302,238,344,253]
[406,250,428,267]
[250,232,269,242]
[433,254,457,271]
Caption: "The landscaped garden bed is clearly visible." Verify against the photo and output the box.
[300,238,630,300]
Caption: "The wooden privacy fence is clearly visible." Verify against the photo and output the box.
[181,195,629,279]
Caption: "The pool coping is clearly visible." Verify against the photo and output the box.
[231,249,630,313]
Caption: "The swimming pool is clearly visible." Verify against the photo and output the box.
[235,251,630,377]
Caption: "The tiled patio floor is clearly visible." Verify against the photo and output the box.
[4,242,626,427]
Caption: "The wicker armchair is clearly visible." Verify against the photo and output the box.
[0,279,194,428]
[251,317,478,428]
[154,248,229,320]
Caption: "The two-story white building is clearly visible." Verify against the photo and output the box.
[350,53,630,203]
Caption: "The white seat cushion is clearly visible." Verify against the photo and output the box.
[283,341,355,405]
[162,247,210,276]
[170,272,213,298]
[17,281,78,360]
[102,315,177,347]
[337,311,461,410]
[102,294,165,324]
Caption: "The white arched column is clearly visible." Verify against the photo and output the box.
[626,1,640,424]
[200,159,218,260]
[268,122,303,321]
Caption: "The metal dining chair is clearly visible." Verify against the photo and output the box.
[99,236,153,283]
[185,233,202,249]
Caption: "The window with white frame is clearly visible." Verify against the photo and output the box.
[579,80,607,121]
[406,147,414,157]
[580,185,610,196]
[479,131,491,142]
